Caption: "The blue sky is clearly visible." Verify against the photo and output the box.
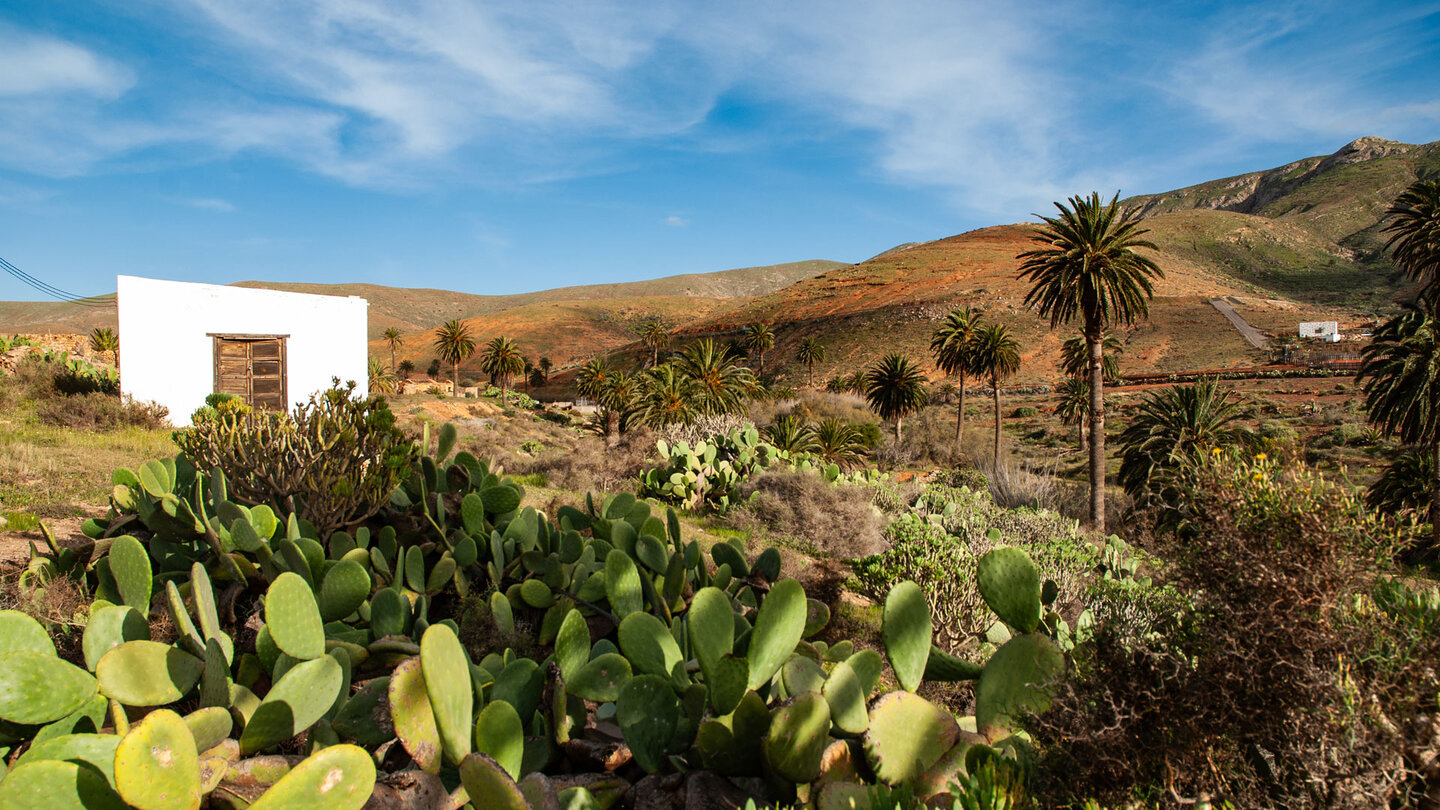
[1,1,1438,300]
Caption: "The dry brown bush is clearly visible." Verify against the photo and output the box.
[724,470,886,559]
[507,428,656,496]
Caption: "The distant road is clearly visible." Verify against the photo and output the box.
[1209,297,1269,349]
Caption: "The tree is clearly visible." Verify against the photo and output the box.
[89,327,119,368]
[367,357,397,395]
[1358,303,1440,554]
[676,339,758,417]
[814,419,867,469]
[969,324,1021,462]
[1367,445,1431,519]
[797,338,826,388]
[763,414,819,454]
[576,357,613,402]
[426,358,441,379]
[1055,377,1090,452]
[930,307,984,447]
[1019,191,1163,533]
[863,354,928,443]
[398,359,416,377]
[528,367,546,390]
[633,365,698,428]
[1060,332,1123,383]
[742,323,775,375]
[382,327,403,373]
[432,320,475,398]
[481,336,525,405]
[1383,179,1440,298]
[538,357,553,383]
[1117,378,1247,504]
[639,322,670,368]
[597,371,640,446]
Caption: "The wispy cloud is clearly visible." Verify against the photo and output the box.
[175,196,236,212]
[0,26,133,98]
[663,215,688,227]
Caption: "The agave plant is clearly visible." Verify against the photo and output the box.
[1117,378,1249,503]
[763,414,819,454]
[814,418,867,469]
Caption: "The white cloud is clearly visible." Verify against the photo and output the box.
[663,215,688,227]
[0,28,133,98]
[177,197,237,212]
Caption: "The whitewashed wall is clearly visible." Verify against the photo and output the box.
[117,275,369,426]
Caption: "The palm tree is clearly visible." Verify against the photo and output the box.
[1055,377,1091,452]
[633,365,699,428]
[432,320,475,398]
[970,324,1021,462]
[382,327,404,373]
[597,370,640,445]
[1358,303,1440,552]
[763,414,820,454]
[814,419,867,469]
[89,326,119,366]
[398,359,416,377]
[367,357,397,395]
[1384,179,1440,300]
[742,323,776,375]
[930,307,984,447]
[1367,445,1431,518]
[1060,332,1123,383]
[481,336,526,405]
[639,322,670,368]
[576,357,613,402]
[797,338,826,388]
[1018,191,1164,533]
[538,357,553,383]
[1116,379,1247,503]
[864,354,928,442]
[676,339,758,417]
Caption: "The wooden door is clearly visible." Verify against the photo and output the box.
[213,335,287,410]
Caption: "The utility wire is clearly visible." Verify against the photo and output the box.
[0,255,112,307]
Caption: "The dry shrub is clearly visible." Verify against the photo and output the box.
[0,572,91,665]
[508,428,655,496]
[1035,453,1437,808]
[725,470,886,559]
[35,393,169,430]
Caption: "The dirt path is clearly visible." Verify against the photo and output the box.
[1210,297,1270,349]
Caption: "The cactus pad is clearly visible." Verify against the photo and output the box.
[821,657,869,735]
[82,606,150,672]
[617,612,682,678]
[318,560,371,623]
[0,610,55,656]
[239,654,344,754]
[975,632,1063,736]
[566,653,632,703]
[0,759,128,810]
[420,624,473,765]
[16,733,121,786]
[458,752,528,810]
[97,641,203,707]
[184,706,233,754]
[115,708,201,810]
[746,578,807,690]
[687,587,733,675]
[923,646,983,682]
[603,549,643,617]
[554,609,591,682]
[763,691,832,783]
[264,572,326,660]
[248,744,376,810]
[389,657,442,773]
[616,674,679,773]
[976,547,1042,633]
[862,691,960,785]
[881,581,931,692]
[108,534,153,613]
[0,651,97,724]
[473,700,524,779]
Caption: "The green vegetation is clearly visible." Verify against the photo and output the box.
[930,307,985,448]
[432,319,475,397]
[864,354,929,443]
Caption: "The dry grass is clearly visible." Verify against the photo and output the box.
[725,470,887,559]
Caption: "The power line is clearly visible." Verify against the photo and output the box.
[0,255,112,307]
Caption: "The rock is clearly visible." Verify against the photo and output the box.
[360,770,450,809]
[683,771,756,810]
[631,773,685,810]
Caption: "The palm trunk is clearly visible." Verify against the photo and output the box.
[452,362,460,398]
[896,416,903,444]
[502,377,509,406]
[1432,424,1439,554]
[955,372,967,446]
[390,347,397,374]
[807,364,814,388]
[606,410,620,448]
[1077,419,1087,453]
[1088,328,1106,534]
[992,375,1002,463]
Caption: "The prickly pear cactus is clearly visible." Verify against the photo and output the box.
[0,651,97,725]
[881,580,931,693]
[264,572,325,661]
[0,758,128,810]
[115,708,201,810]
[976,547,1042,633]
[419,624,472,765]
[248,744,376,810]
[97,641,204,707]
[863,691,961,785]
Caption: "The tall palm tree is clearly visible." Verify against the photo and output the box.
[864,354,928,442]
[930,307,984,446]
[1055,377,1091,452]
[398,359,416,377]
[1367,445,1432,519]
[797,338,825,388]
[598,370,640,445]
[676,339,758,417]
[576,357,613,402]
[1358,303,1440,552]
[481,336,526,405]
[633,365,699,428]
[1060,332,1123,383]
[742,323,776,375]
[1384,179,1440,300]
[382,327,404,373]
[432,320,475,398]
[970,324,1022,462]
[1019,191,1163,533]
[538,357,553,383]
[639,322,670,368]
[1116,378,1247,503]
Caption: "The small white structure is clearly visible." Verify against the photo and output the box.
[1299,321,1341,343]
[117,275,368,426]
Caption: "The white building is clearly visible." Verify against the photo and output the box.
[1298,321,1341,343]
[117,276,369,426]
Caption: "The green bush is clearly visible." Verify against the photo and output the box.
[1011,406,1039,418]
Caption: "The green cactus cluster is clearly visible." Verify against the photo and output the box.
[0,420,1073,808]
